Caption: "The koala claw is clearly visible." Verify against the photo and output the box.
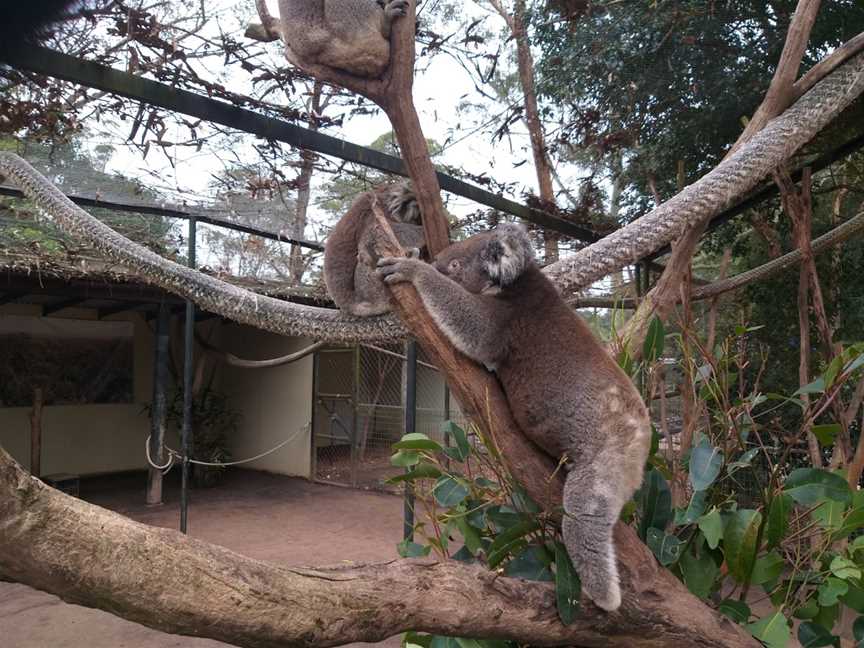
[376,256,416,284]
[385,0,410,17]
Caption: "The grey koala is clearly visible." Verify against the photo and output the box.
[377,223,651,611]
[324,181,427,317]
[248,0,410,77]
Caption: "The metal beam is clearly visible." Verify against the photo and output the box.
[43,297,87,315]
[98,300,152,319]
[1,46,600,243]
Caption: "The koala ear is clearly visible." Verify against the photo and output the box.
[482,223,534,287]
[385,181,421,224]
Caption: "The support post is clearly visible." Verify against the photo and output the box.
[146,302,170,506]
[403,341,417,541]
[29,387,43,477]
[180,217,197,534]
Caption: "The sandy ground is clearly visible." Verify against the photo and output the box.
[0,470,405,648]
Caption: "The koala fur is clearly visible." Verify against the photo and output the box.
[324,181,427,317]
[277,0,409,77]
[377,223,651,611]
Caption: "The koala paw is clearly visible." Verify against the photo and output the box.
[385,0,409,17]
[406,247,421,259]
[376,256,419,284]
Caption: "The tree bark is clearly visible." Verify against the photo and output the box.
[0,446,757,648]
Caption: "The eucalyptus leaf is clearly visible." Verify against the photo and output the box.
[397,539,431,558]
[818,578,849,607]
[784,468,851,506]
[718,599,750,623]
[504,545,553,582]
[766,494,792,549]
[433,476,469,507]
[811,424,841,447]
[637,469,672,539]
[678,543,719,599]
[690,440,724,491]
[554,542,581,625]
[643,317,666,362]
[727,448,759,475]
[746,611,790,648]
[393,433,443,451]
[750,551,784,586]
[724,509,762,583]
[797,622,840,648]
[697,509,724,550]
[647,528,683,566]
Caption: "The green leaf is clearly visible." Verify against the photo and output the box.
[795,377,826,395]
[554,542,581,625]
[818,578,849,607]
[794,598,819,620]
[724,509,762,583]
[830,556,861,581]
[647,528,683,566]
[814,604,840,633]
[797,622,840,647]
[698,509,724,550]
[441,421,470,462]
[430,636,460,648]
[487,520,541,568]
[727,448,760,475]
[642,317,665,363]
[385,462,442,484]
[678,542,719,599]
[403,631,433,648]
[397,539,431,558]
[637,469,672,539]
[504,545,553,582]
[390,449,420,467]
[746,611,790,648]
[812,498,846,531]
[823,355,845,390]
[433,476,469,507]
[689,440,724,491]
[718,599,750,623]
[841,584,864,614]
[450,545,475,563]
[393,433,443,451]
[675,489,707,525]
[751,551,784,586]
[853,616,864,642]
[766,494,792,549]
[784,469,851,506]
[452,515,482,555]
[811,424,841,447]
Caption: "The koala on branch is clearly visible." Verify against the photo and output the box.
[377,224,651,612]
[324,181,427,317]
[246,0,409,78]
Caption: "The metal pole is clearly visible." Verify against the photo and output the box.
[180,216,196,534]
[146,301,170,506]
[403,341,417,541]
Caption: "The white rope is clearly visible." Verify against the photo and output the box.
[144,423,309,470]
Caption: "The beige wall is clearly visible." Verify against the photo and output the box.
[0,303,315,479]
[218,324,313,477]
[0,303,154,476]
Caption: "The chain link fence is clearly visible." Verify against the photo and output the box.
[312,344,464,491]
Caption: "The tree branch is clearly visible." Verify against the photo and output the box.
[0,446,757,648]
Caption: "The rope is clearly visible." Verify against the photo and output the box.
[144,423,309,470]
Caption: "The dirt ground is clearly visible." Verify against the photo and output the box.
[0,469,405,648]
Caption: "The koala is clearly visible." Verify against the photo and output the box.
[377,223,651,611]
[324,181,427,317]
[269,0,410,78]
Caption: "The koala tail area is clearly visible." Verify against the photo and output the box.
[0,0,86,54]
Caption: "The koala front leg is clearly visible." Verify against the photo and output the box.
[377,256,506,368]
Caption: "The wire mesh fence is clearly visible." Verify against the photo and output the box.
[312,344,464,491]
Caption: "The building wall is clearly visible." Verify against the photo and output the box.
[0,303,155,476]
[218,324,313,477]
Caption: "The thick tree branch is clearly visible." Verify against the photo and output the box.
[0,447,756,648]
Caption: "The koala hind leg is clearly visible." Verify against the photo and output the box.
[561,468,622,612]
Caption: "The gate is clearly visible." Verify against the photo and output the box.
[312,344,457,490]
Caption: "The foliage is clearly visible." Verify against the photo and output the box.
[165,387,240,488]
[530,1,864,220]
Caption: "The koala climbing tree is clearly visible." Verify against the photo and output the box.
[377,223,651,610]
